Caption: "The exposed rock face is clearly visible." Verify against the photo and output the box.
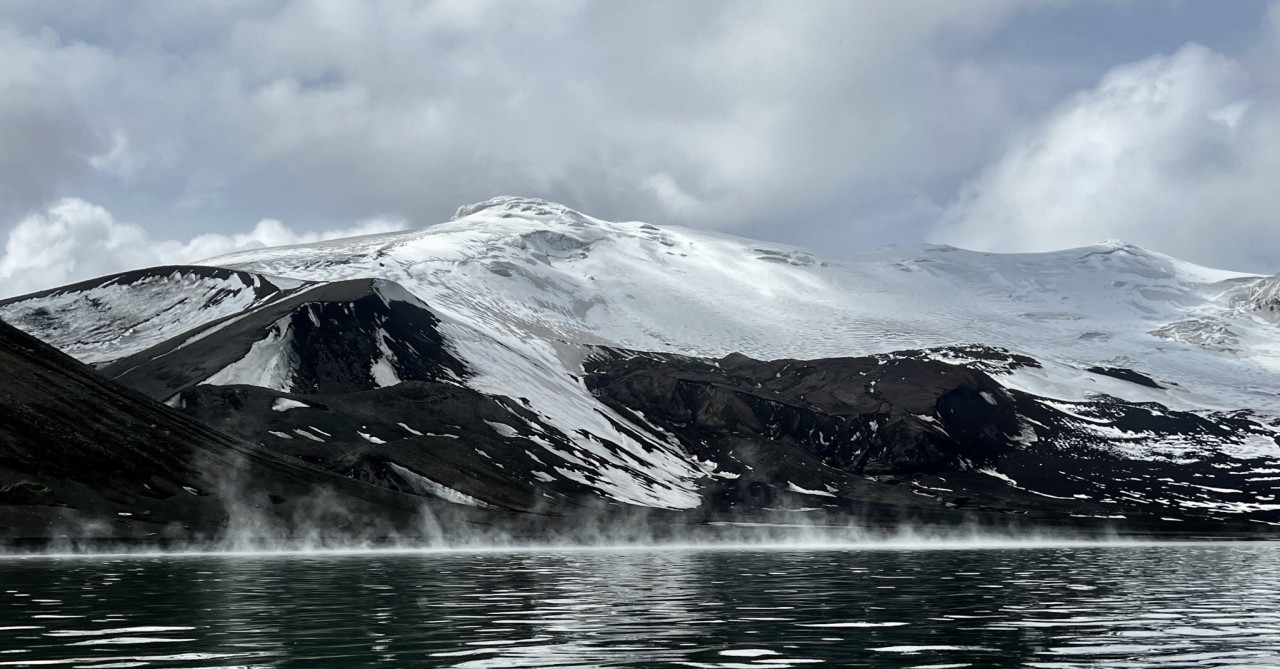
[580,346,1280,529]
[1250,274,1280,324]
[7,285,1280,538]
[584,349,1022,477]
[1086,366,1164,389]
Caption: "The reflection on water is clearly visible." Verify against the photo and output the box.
[1,544,1278,668]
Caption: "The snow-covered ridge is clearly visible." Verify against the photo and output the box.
[0,266,307,365]
[204,196,1276,415]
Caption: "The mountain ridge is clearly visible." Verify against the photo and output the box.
[2,197,1278,538]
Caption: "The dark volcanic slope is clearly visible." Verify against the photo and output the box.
[155,336,1280,534]
[587,349,1023,475]
[0,320,450,543]
[173,382,614,514]
[584,347,1280,532]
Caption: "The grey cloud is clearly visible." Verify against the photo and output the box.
[0,197,407,298]
[0,28,109,216]
[931,29,1280,273]
[0,1,1030,242]
[0,0,1277,279]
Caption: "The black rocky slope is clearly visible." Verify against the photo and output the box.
[0,320,479,544]
[147,335,1279,535]
[172,381,619,514]
[583,347,1280,532]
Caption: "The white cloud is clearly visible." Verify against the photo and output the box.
[0,26,112,215]
[932,35,1280,272]
[2,2,1277,270]
[0,1,1028,243]
[0,198,407,298]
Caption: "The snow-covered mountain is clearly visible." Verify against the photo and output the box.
[2,196,1278,532]
[202,197,1277,413]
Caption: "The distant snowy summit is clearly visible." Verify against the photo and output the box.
[450,195,594,222]
[2,197,1279,537]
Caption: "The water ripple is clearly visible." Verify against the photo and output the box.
[0,544,1277,667]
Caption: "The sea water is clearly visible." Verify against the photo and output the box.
[1,543,1277,668]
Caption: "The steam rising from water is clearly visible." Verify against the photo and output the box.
[9,453,1243,559]
[14,497,1180,559]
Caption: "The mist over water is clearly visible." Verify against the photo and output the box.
[2,543,1278,668]
[21,512,1161,559]
[21,474,1210,557]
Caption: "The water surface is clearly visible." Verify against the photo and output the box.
[1,543,1278,668]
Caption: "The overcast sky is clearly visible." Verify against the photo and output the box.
[2,1,1280,296]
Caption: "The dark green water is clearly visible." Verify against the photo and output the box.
[1,543,1278,668]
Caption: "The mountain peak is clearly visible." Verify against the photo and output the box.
[1089,239,1149,255]
[451,196,593,225]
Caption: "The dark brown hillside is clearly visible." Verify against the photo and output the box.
[0,320,450,544]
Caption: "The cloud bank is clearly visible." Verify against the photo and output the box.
[0,198,405,298]
[0,2,1027,243]
[933,9,1280,271]
[2,1,1280,296]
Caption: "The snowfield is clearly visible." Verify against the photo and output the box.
[0,267,306,365]
[204,196,1274,416]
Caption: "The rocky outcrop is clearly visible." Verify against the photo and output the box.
[584,348,1023,476]
[1250,274,1280,324]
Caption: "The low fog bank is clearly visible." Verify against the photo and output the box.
[3,487,1271,558]
[4,447,1276,557]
